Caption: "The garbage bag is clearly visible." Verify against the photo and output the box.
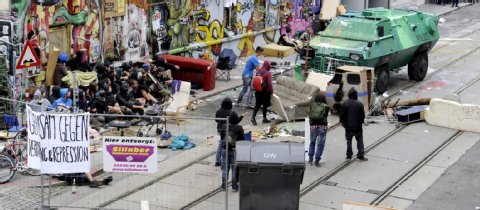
[168,134,196,150]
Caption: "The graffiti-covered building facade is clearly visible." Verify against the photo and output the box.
[0,0,307,71]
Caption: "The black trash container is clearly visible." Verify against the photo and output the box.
[235,141,305,210]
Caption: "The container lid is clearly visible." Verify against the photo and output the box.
[235,141,305,167]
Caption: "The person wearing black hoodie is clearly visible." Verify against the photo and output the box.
[340,88,367,161]
[220,112,244,192]
[67,50,92,72]
[214,97,244,166]
[48,86,61,104]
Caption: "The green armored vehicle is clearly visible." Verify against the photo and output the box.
[296,8,440,93]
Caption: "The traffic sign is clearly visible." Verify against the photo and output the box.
[16,41,41,69]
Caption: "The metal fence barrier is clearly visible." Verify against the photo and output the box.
[1,108,233,210]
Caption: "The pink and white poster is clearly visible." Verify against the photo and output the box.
[103,136,157,173]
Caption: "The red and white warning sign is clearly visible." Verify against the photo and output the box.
[16,41,41,69]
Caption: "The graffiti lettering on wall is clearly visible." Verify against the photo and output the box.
[237,13,255,57]
[192,9,223,54]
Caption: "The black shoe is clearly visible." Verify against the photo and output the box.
[89,180,100,188]
[102,176,113,185]
[308,156,313,165]
[232,188,239,192]
[314,160,320,166]
[358,157,369,161]
[346,157,352,160]
[214,162,221,167]
[251,118,257,126]
[262,118,271,123]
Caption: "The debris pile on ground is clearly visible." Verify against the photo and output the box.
[251,125,294,139]
[365,97,432,126]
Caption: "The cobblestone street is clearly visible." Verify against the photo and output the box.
[0,186,65,210]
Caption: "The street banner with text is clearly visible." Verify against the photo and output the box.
[26,106,91,174]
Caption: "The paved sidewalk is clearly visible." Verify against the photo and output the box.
[418,2,471,15]
[407,139,480,210]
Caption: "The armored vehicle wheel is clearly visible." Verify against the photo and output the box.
[375,65,390,94]
[408,52,428,81]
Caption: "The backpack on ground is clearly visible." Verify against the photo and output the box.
[310,102,326,121]
[252,71,267,92]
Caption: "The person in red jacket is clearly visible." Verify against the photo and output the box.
[251,60,273,125]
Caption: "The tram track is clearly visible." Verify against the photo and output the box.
[300,54,480,206]
[97,151,216,208]
[368,65,480,206]
[369,130,464,205]
[93,22,480,210]
[180,26,480,209]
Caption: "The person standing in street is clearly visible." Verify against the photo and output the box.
[308,93,329,166]
[237,47,263,108]
[220,112,245,192]
[452,0,458,7]
[214,97,244,166]
[251,60,273,125]
[340,88,368,161]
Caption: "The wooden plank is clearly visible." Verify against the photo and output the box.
[45,47,60,86]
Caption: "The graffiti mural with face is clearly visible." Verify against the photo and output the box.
[151,4,170,54]
[123,4,149,61]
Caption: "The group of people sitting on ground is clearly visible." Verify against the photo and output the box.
[29,50,180,128]
[28,51,182,188]
[277,26,314,53]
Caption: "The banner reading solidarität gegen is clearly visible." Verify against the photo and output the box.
[26,106,91,174]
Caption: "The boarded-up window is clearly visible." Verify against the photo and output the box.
[48,26,70,55]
